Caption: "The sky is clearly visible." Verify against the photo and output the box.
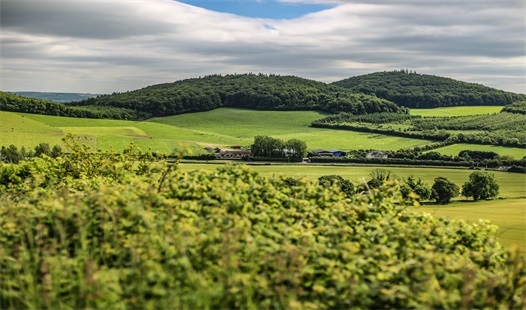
[1,0,524,94]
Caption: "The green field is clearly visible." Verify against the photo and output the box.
[180,162,526,251]
[410,106,503,116]
[419,199,526,252]
[179,163,526,199]
[1,109,436,152]
[428,143,526,160]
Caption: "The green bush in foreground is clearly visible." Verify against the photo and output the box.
[0,140,524,309]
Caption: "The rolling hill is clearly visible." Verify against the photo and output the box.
[72,73,404,118]
[332,70,526,108]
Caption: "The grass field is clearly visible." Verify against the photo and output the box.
[179,162,526,199]
[418,199,526,252]
[410,106,503,116]
[1,109,436,152]
[428,143,526,160]
[179,162,526,251]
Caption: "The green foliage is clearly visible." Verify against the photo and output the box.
[431,177,460,204]
[462,171,500,201]
[3,74,406,120]
[317,175,355,197]
[332,71,526,108]
[0,145,23,164]
[400,175,432,201]
[251,135,307,160]
[367,168,395,189]
[0,139,524,308]
[502,101,526,115]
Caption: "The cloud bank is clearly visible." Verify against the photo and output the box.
[1,0,524,93]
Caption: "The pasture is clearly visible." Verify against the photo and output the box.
[427,143,526,160]
[180,162,526,251]
[2,109,436,152]
[418,199,526,252]
[410,106,503,116]
[179,162,526,199]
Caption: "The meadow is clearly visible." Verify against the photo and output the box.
[179,162,526,199]
[1,109,436,153]
[428,143,526,160]
[410,106,503,116]
[419,199,526,252]
[180,162,526,251]
[1,107,524,159]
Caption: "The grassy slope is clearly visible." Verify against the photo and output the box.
[2,109,436,152]
[2,107,524,158]
[410,106,503,116]
[149,108,435,150]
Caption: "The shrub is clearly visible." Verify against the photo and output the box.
[0,139,524,309]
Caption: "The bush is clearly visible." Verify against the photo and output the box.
[318,174,355,197]
[0,139,524,309]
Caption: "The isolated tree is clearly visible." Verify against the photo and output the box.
[462,171,500,201]
[400,175,432,201]
[318,175,355,197]
[431,177,460,204]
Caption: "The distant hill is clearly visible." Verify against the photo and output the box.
[0,91,144,120]
[71,74,405,119]
[10,92,101,103]
[332,70,526,108]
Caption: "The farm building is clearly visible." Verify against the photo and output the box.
[366,151,388,159]
[217,149,251,159]
[311,149,346,157]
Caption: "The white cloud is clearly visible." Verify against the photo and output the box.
[0,0,524,93]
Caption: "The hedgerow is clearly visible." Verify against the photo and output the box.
[0,137,524,309]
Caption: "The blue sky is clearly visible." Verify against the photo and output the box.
[176,0,334,19]
[1,0,524,94]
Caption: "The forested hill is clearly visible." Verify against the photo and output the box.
[332,70,526,108]
[71,74,405,119]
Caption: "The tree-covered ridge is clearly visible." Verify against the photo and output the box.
[73,73,406,118]
[0,91,145,120]
[332,70,526,108]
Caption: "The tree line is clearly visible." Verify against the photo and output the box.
[317,168,500,204]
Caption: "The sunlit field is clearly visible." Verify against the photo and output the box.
[410,106,503,117]
[2,109,435,152]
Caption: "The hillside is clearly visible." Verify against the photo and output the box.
[71,73,405,118]
[332,70,526,108]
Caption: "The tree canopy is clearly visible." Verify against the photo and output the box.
[462,171,500,201]
[332,70,526,108]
